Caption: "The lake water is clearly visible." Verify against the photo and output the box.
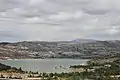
[0,59,89,73]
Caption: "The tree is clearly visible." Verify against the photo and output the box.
[49,73,54,77]
[0,74,4,78]
[18,67,23,72]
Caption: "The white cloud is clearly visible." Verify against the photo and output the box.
[74,11,83,19]
[29,0,45,5]
[49,11,83,21]
[24,17,45,23]
[0,12,6,17]
[49,12,72,21]
[106,26,119,35]
[12,8,27,15]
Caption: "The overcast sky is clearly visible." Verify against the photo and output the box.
[0,0,120,42]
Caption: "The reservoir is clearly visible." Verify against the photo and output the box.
[0,59,89,73]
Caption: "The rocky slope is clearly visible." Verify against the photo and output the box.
[0,40,120,59]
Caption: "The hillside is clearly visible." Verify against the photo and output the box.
[0,63,11,71]
[0,40,120,59]
[70,39,98,44]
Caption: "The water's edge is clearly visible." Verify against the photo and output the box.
[0,59,89,73]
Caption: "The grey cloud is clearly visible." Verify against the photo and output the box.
[0,30,16,37]
[0,0,120,41]
[0,30,24,42]
[88,30,120,40]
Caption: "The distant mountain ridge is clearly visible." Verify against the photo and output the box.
[70,39,98,43]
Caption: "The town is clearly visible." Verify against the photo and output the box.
[0,40,120,60]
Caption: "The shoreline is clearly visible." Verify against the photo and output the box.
[0,58,90,61]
